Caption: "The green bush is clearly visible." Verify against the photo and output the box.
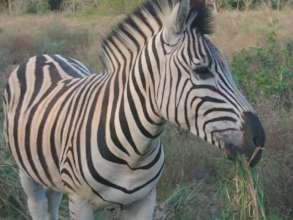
[231,31,293,108]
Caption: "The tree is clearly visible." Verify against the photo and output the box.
[48,0,62,10]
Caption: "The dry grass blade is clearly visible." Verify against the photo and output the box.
[249,147,264,165]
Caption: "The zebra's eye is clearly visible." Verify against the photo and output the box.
[192,66,214,80]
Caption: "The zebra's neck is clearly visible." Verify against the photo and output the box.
[94,2,173,157]
[93,36,165,161]
[105,41,165,157]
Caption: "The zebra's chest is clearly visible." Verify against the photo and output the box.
[59,140,165,208]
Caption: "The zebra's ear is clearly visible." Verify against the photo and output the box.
[164,0,190,43]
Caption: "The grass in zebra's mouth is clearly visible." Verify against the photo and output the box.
[218,155,267,220]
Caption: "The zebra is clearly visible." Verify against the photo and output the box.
[3,0,265,219]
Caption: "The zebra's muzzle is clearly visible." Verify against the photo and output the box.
[222,112,265,167]
[241,112,265,166]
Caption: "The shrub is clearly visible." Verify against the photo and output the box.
[231,31,293,108]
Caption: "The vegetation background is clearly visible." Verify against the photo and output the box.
[1,0,293,14]
[0,0,292,219]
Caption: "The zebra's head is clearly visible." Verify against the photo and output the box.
[156,0,265,165]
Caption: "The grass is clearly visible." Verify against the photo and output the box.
[0,8,293,220]
[218,155,266,220]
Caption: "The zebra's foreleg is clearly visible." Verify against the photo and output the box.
[69,194,95,220]
[20,171,49,220]
[47,190,63,220]
[121,188,156,220]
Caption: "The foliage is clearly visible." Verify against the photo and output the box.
[231,31,293,108]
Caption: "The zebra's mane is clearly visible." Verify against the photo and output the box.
[100,0,213,71]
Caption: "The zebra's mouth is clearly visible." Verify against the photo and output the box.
[223,142,263,167]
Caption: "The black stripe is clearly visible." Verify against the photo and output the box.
[119,95,142,155]
[143,1,162,27]
[13,64,30,175]
[138,53,147,90]
[203,116,237,134]
[133,12,155,36]
[125,17,147,42]
[5,84,11,104]
[144,43,156,89]
[66,57,91,75]
[203,107,238,117]
[27,56,45,107]
[51,55,83,78]
[148,87,161,120]
[127,83,158,139]
[132,144,163,170]
[62,180,76,193]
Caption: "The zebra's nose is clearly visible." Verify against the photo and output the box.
[242,112,266,166]
[243,112,265,147]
